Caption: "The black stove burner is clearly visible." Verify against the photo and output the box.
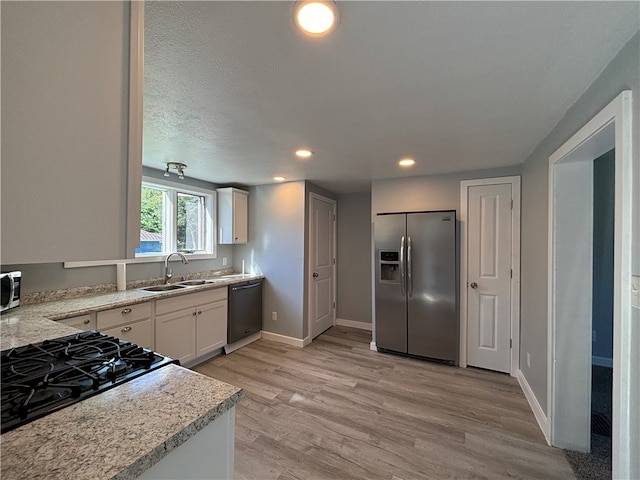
[1,331,178,434]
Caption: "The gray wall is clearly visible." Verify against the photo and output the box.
[233,181,338,341]
[519,32,639,418]
[3,252,233,295]
[372,166,522,216]
[235,182,306,340]
[592,150,615,362]
[4,167,233,294]
[1,2,130,264]
[336,192,372,324]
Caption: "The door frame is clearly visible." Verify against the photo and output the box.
[307,192,337,342]
[548,91,633,476]
[459,176,521,376]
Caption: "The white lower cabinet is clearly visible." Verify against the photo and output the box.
[156,288,227,365]
[155,308,196,365]
[58,313,95,331]
[97,302,154,350]
[196,300,227,357]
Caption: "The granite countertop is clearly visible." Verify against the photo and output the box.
[1,273,263,350]
[0,275,254,480]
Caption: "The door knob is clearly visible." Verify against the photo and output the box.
[470,282,478,289]
[313,272,319,278]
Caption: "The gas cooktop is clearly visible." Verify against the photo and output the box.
[1,330,178,434]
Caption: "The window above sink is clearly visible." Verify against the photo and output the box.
[136,177,216,259]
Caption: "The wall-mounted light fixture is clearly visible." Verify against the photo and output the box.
[164,162,187,179]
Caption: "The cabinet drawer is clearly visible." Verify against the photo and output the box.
[97,302,152,330]
[156,288,227,316]
[58,314,94,331]
[101,318,154,350]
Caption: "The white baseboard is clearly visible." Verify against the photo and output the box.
[370,341,377,351]
[336,318,372,331]
[260,330,306,348]
[592,356,613,368]
[224,332,262,354]
[516,369,550,445]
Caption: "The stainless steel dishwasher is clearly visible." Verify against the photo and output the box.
[228,279,263,344]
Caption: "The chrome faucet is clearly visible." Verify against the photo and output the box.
[164,252,189,284]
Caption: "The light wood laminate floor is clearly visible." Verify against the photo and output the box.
[194,326,575,480]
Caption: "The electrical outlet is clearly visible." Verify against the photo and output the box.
[527,352,531,368]
[222,257,227,266]
[272,311,277,321]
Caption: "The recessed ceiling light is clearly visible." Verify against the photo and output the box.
[295,149,313,158]
[399,158,416,167]
[293,1,339,36]
[273,176,287,182]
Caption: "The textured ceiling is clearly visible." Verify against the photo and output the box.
[143,1,639,193]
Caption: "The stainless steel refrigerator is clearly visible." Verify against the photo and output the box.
[374,211,457,363]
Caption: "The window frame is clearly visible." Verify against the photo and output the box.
[136,176,216,260]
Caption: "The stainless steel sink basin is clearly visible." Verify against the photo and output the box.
[178,280,209,286]
[140,284,186,292]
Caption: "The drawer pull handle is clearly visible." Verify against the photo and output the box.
[83,319,90,325]
[121,308,132,314]
[121,326,132,333]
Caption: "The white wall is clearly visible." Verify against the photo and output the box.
[1,2,131,263]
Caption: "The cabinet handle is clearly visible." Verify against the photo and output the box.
[83,319,90,325]
[197,310,202,315]
[121,326,132,333]
[192,312,197,316]
[121,308,132,314]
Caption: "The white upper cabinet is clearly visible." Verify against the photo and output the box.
[217,188,248,244]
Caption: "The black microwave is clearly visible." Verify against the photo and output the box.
[1,271,21,313]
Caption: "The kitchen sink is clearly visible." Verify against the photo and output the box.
[140,284,186,292]
[177,280,210,286]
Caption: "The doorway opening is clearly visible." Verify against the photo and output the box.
[548,91,633,479]
[564,148,615,478]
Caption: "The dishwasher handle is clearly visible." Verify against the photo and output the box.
[231,282,261,291]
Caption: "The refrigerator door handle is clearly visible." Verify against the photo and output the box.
[400,236,406,296]
[407,236,413,298]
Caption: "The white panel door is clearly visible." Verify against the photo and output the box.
[467,183,512,372]
[309,194,336,339]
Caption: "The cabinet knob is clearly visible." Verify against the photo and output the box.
[197,310,202,315]
[121,326,132,333]
[192,312,197,316]
[83,319,90,325]
[121,308,132,314]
